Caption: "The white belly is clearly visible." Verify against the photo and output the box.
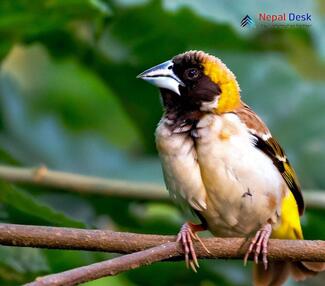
[156,113,285,237]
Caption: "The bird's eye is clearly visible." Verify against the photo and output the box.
[185,68,199,80]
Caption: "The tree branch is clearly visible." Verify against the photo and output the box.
[1,223,325,262]
[1,223,325,286]
[304,191,325,210]
[25,242,181,286]
[0,223,173,253]
[0,165,324,209]
[0,165,168,200]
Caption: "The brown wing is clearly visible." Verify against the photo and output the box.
[235,103,305,215]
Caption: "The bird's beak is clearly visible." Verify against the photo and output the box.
[137,60,185,95]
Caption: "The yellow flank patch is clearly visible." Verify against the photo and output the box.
[272,190,303,240]
[202,56,241,114]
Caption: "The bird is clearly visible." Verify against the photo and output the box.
[137,50,325,285]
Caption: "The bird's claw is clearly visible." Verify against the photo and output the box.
[244,223,272,270]
[176,223,209,272]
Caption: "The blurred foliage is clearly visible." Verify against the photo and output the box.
[0,0,325,285]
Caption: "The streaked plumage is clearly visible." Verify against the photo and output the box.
[138,50,324,285]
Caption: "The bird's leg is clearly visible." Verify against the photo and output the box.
[244,223,272,270]
[176,222,210,272]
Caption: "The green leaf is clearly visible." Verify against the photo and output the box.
[2,44,141,150]
[0,246,48,274]
[89,0,112,15]
[0,181,85,227]
[0,245,49,284]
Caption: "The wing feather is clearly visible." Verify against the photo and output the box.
[236,104,305,215]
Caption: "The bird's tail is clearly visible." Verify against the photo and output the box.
[253,261,325,286]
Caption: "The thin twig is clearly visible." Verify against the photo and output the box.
[1,223,325,262]
[304,191,325,210]
[0,165,168,200]
[25,242,181,286]
[0,165,324,209]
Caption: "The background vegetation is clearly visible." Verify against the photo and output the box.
[0,0,325,285]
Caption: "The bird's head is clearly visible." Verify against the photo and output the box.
[137,51,241,114]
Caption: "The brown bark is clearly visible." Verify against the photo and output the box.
[0,165,167,200]
[1,223,325,286]
[1,223,325,262]
[25,242,181,286]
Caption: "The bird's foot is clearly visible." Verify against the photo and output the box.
[176,222,209,272]
[244,223,272,270]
